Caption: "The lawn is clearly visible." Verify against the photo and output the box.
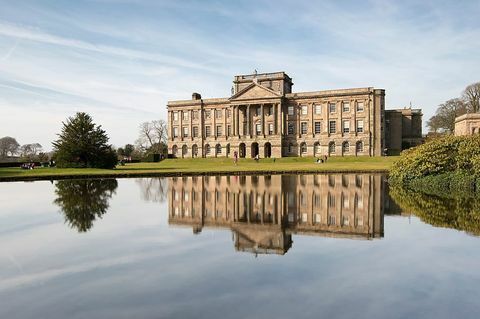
[0,156,398,181]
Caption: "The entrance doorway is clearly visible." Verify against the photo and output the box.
[264,142,272,158]
[251,142,259,158]
[239,143,246,158]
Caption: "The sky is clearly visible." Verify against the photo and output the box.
[0,0,479,151]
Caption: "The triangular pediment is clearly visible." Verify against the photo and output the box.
[229,82,281,100]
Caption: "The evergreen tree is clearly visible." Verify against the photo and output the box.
[52,112,118,168]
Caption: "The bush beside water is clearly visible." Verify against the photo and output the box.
[389,134,480,194]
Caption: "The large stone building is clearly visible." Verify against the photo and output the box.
[384,108,423,155]
[454,113,480,136]
[168,174,385,254]
[167,71,386,158]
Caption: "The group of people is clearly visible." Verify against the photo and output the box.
[315,155,329,163]
[20,162,36,170]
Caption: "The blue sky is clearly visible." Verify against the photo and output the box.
[0,0,479,150]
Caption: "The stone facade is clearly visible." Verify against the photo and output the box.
[168,174,384,254]
[385,108,423,155]
[167,71,386,158]
[454,113,480,136]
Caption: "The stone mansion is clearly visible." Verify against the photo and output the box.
[167,71,407,158]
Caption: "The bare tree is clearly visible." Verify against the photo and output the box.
[0,136,20,158]
[20,143,43,160]
[136,120,168,154]
[427,98,466,133]
[135,178,168,203]
[463,82,480,113]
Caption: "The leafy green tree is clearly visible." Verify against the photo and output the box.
[54,179,118,232]
[52,112,117,169]
[124,144,135,157]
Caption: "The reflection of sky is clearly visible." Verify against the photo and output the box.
[0,179,479,319]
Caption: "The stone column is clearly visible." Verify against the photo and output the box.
[179,111,183,141]
[261,104,265,137]
[297,105,301,138]
[247,105,251,137]
[237,106,240,136]
[190,109,193,141]
[230,106,237,136]
[311,103,315,138]
[224,107,227,140]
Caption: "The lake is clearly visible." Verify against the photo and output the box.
[1,174,479,319]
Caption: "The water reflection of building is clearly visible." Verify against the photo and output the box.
[168,174,385,255]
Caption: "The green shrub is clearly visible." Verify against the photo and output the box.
[389,134,480,185]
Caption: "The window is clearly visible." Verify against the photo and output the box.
[216,109,222,119]
[216,125,222,137]
[215,144,221,155]
[301,122,308,134]
[314,142,320,155]
[343,120,350,133]
[328,192,336,207]
[192,110,198,120]
[268,123,274,135]
[329,142,335,154]
[343,102,350,112]
[227,125,231,136]
[357,102,364,112]
[329,120,336,134]
[205,126,211,137]
[329,102,336,113]
[342,141,350,153]
[314,122,321,134]
[315,104,321,114]
[300,143,307,154]
[314,213,321,224]
[173,112,179,121]
[173,127,179,138]
[288,143,293,153]
[205,144,211,155]
[301,105,308,115]
[256,123,262,135]
[183,126,189,137]
[266,106,272,116]
[288,106,294,115]
[357,120,364,133]
[356,141,364,153]
[288,123,295,135]
[205,110,211,119]
[193,126,199,138]
[182,112,189,121]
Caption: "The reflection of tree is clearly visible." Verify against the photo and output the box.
[54,179,118,232]
[135,178,168,203]
[389,185,480,236]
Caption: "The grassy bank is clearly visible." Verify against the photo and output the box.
[0,156,396,182]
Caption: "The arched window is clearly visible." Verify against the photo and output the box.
[300,142,307,155]
[205,144,211,155]
[342,141,350,154]
[314,142,320,156]
[215,144,222,156]
[328,142,335,154]
[172,145,178,156]
[192,144,198,157]
[356,141,364,153]
[182,145,188,157]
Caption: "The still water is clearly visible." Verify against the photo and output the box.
[0,174,479,319]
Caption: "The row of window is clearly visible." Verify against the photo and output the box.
[173,120,364,138]
[291,141,364,154]
[288,101,365,116]
[171,102,365,122]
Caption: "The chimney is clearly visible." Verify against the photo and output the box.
[192,92,202,100]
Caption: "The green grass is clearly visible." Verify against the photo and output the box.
[0,156,398,181]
